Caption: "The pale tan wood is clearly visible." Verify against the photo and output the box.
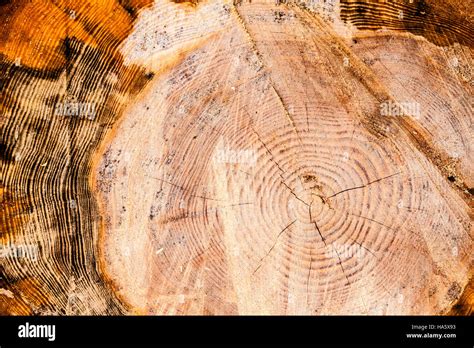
[94,0,473,314]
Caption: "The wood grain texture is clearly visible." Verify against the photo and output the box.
[1,0,472,315]
[1,0,155,315]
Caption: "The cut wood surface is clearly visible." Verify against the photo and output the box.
[0,0,473,315]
